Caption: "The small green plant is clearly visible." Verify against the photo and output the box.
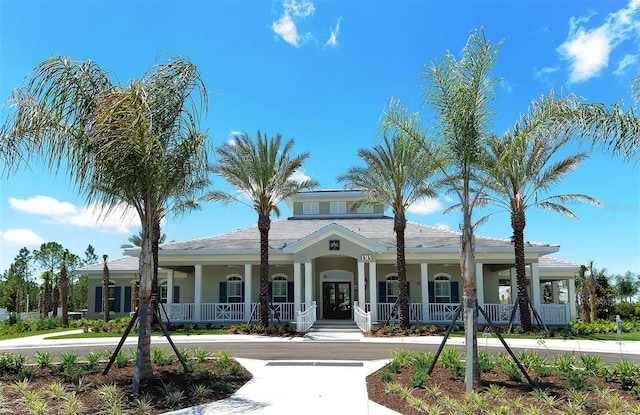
[390,349,416,368]
[190,383,211,399]
[132,393,153,414]
[411,367,429,388]
[214,350,232,368]
[193,348,211,362]
[478,351,496,372]
[34,351,52,369]
[380,370,394,383]
[45,382,68,399]
[440,348,464,378]
[84,351,103,370]
[409,396,428,411]
[151,348,176,366]
[165,389,185,406]
[58,352,79,368]
[62,392,83,415]
[113,352,130,369]
[486,384,506,400]
[552,352,577,374]
[425,383,442,398]
[500,360,522,382]
[580,354,603,375]
[384,381,402,394]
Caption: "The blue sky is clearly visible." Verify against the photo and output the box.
[1,0,639,277]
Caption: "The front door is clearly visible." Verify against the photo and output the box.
[323,282,351,319]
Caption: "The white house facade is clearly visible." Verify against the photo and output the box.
[78,190,579,330]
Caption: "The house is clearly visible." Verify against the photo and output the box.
[78,190,579,329]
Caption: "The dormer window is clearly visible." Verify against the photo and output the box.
[330,201,346,214]
[357,205,374,214]
[303,202,319,215]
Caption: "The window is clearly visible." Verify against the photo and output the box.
[357,205,374,214]
[159,281,168,304]
[227,276,243,303]
[434,275,451,303]
[386,275,399,303]
[303,202,319,214]
[272,275,288,303]
[330,201,346,214]
[107,281,116,312]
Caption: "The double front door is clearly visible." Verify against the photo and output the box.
[322,282,351,319]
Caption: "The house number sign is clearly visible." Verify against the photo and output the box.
[360,254,373,261]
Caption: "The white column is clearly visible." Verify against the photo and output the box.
[568,278,577,320]
[194,265,202,322]
[510,268,517,304]
[369,262,378,322]
[304,262,312,310]
[294,262,301,313]
[421,263,429,322]
[167,270,174,304]
[531,262,541,310]
[358,261,366,307]
[476,262,485,324]
[244,264,252,321]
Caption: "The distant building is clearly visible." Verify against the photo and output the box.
[77,190,579,327]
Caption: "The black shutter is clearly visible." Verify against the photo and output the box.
[220,282,227,302]
[378,281,386,303]
[287,282,294,302]
[124,287,132,313]
[113,287,121,312]
[95,287,102,312]
[428,282,435,303]
[451,281,460,303]
[173,286,180,303]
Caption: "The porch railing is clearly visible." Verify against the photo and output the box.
[296,301,317,333]
[353,301,371,332]
[373,302,423,323]
[161,301,570,325]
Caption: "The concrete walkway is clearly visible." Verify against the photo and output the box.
[1,331,639,415]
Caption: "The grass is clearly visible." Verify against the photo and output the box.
[44,328,230,340]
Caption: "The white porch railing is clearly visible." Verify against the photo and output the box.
[539,304,569,325]
[353,301,371,332]
[249,302,296,322]
[296,301,317,333]
[429,303,463,323]
[373,303,423,323]
[160,301,570,325]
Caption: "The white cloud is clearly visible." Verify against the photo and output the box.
[325,16,342,47]
[443,195,454,203]
[8,196,139,234]
[434,222,450,231]
[407,197,444,215]
[614,53,638,75]
[272,0,315,47]
[228,131,244,138]
[558,0,640,83]
[290,169,312,183]
[0,229,46,246]
[9,195,76,216]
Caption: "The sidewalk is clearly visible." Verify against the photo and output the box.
[1,331,638,415]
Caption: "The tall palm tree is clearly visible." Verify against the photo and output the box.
[206,132,318,327]
[1,54,209,386]
[337,131,440,328]
[482,94,601,331]
[383,29,500,389]
[102,254,110,323]
[60,250,70,327]
[121,230,167,249]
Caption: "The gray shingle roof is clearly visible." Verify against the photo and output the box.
[156,217,558,253]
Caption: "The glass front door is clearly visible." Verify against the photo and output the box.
[323,282,351,319]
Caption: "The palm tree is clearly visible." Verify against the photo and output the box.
[121,230,167,249]
[102,255,110,323]
[384,29,500,389]
[576,265,590,323]
[206,132,318,327]
[0,54,209,386]
[337,131,440,328]
[615,272,640,303]
[60,250,70,327]
[482,94,601,331]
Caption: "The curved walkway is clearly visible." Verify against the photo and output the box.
[1,331,639,415]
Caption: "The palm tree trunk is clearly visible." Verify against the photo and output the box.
[394,213,410,328]
[60,260,69,327]
[511,211,533,332]
[461,204,480,389]
[588,262,597,323]
[258,214,270,327]
[136,217,155,381]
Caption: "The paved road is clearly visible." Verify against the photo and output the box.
[1,333,638,365]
